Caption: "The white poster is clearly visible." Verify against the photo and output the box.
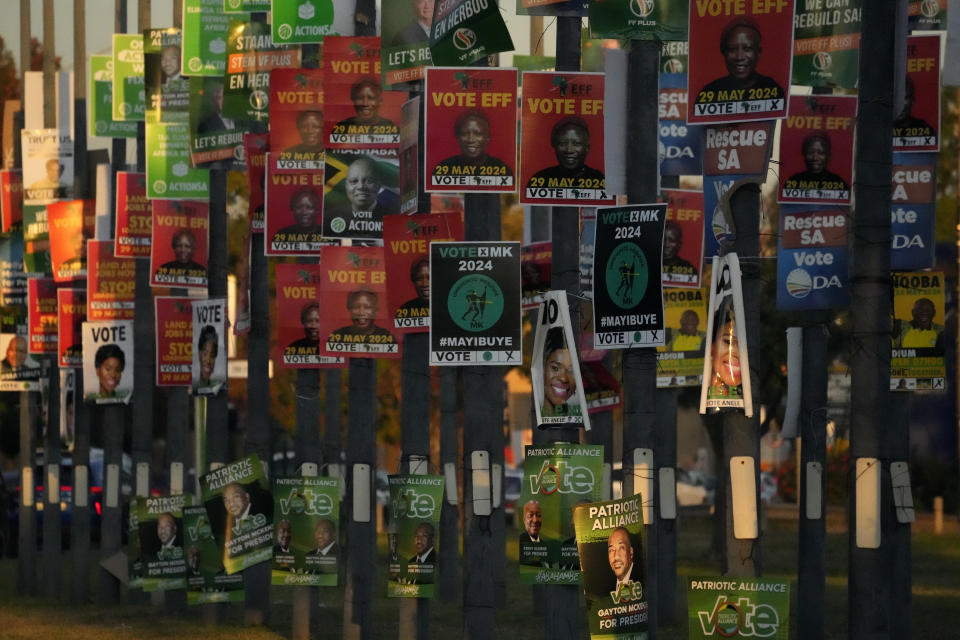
[192,298,227,397]
[0,333,42,391]
[21,129,74,203]
[531,290,590,431]
[82,320,134,404]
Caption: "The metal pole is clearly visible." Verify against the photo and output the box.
[437,367,459,603]
[849,0,897,637]
[654,387,678,622]
[622,37,661,637]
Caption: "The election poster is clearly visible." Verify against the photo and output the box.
[581,360,621,413]
[114,172,151,258]
[193,298,228,396]
[662,189,704,288]
[776,205,850,311]
[271,476,341,586]
[189,76,248,167]
[657,282,709,389]
[324,37,403,150]
[318,246,400,359]
[592,204,666,349]
[659,71,703,177]
[112,34,145,122]
[687,1,794,124]
[88,55,138,139]
[894,35,940,153]
[86,240,136,321]
[155,297,193,387]
[909,0,948,32]
[136,494,192,592]
[429,0,515,67]
[81,320,134,404]
[181,0,231,77]
[269,68,325,172]
[518,443,602,584]
[150,200,209,289]
[1,169,23,232]
[424,67,518,193]
[383,212,465,334]
[429,241,522,366]
[21,129,74,202]
[662,40,688,74]
[200,454,274,574]
[521,241,552,310]
[57,288,85,368]
[224,20,302,124]
[27,277,57,355]
[21,204,51,276]
[516,0,588,17]
[890,153,937,271]
[265,155,329,256]
[519,72,613,206]
[322,150,400,241]
[145,122,210,199]
[128,508,143,589]
[271,0,345,44]
[688,578,790,639]
[144,28,189,124]
[244,133,268,233]
[0,333,41,391]
[778,94,856,205]
[386,474,444,598]
[891,271,946,392]
[0,234,27,309]
[574,494,647,638]
[182,504,245,604]
[532,291,590,430]
[399,97,419,214]
[381,0,434,87]
[224,0,269,11]
[47,199,94,283]
[589,0,688,41]
[699,254,753,415]
[792,0,862,89]
[275,264,345,369]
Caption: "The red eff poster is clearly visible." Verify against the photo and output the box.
[318,246,399,359]
[275,264,345,369]
[894,35,940,153]
[0,169,22,232]
[662,189,704,288]
[28,277,57,355]
[150,200,209,289]
[270,68,325,171]
[87,240,136,321]
[265,154,329,256]
[244,134,268,233]
[424,67,518,193]
[687,0,794,125]
[114,172,151,258]
[47,199,95,283]
[383,212,465,334]
[154,296,193,387]
[57,288,84,367]
[778,94,856,205]
[324,37,403,150]
[519,72,614,206]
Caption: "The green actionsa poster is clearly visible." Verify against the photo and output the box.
[271,0,339,44]
[136,493,192,592]
[429,0,515,67]
[144,28,190,124]
[574,494,648,639]
[112,34,146,121]
[145,122,210,199]
[182,505,245,604]
[687,576,790,639]
[589,0,688,42]
[792,0,861,89]
[387,474,444,598]
[127,508,142,589]
[200,454,274,574]
[518,443,603,584]
[89,55,138,138]
[182,0,232,77]
[271,476,341,586]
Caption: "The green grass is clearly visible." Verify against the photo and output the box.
[1,513,957,638]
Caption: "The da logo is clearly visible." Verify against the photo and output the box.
[153,180,167,195]
[921,0,940,17]
[278,24,293,40]
[812,51,832,71]
[453,28,477,51]
[448,274,504,332]
[604,244,648,309]
[785,268,812,299]
[711,206,733,244]
[630,0,655,17]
